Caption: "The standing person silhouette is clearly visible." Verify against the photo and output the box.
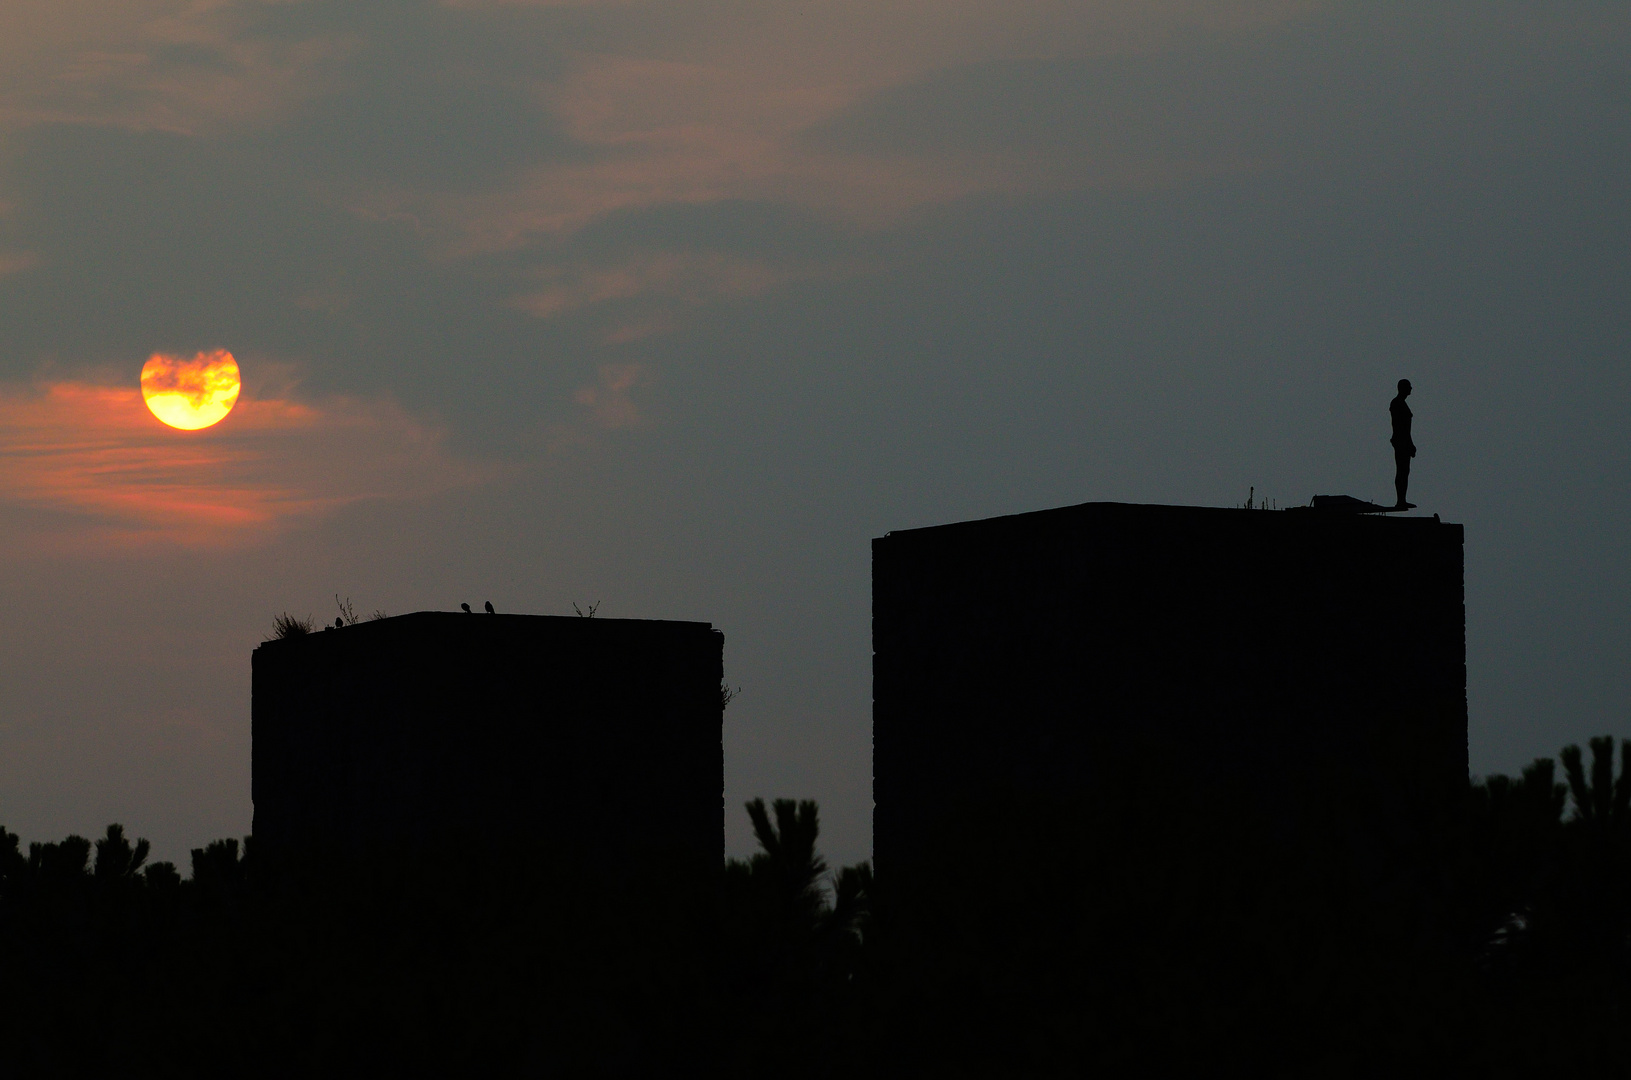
[1390,379,1415,508]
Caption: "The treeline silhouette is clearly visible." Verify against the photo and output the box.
[2,739,1628,1075]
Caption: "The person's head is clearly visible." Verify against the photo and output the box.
[1397,378,1412,397]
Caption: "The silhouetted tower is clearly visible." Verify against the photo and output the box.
[254,612,724,877]
[873,502,1467,877]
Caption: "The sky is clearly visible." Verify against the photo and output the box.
[0,0,1626,870]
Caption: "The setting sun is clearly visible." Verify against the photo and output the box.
[141,350,241,430]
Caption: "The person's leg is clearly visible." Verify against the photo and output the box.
[1394,449,1410,507]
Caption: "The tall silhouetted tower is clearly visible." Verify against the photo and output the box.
[873,502,1467,876]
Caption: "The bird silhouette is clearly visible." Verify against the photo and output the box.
[460,603,471,613]
[485,601,495,614]
[335,617,344,629]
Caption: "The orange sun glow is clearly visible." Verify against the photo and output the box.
[141,350,242,430]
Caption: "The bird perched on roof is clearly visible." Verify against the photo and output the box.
[485,601,495,614]
[335,617,344,629]
[460,603,471,613]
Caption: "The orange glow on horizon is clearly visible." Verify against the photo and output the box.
[141,350,241,430]
[0,377,480,548]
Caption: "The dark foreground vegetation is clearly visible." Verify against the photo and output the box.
[3,738,1629,1076]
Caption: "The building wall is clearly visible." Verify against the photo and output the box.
[873,502,1467,872]
[253,612,723,872]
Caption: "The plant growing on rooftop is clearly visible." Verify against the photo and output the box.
[268,612,316,640]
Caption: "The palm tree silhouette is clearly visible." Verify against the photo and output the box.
[93,824,150,883]
[743,798,829,925]
[726,798,872,994]
[1560,737,1631,826]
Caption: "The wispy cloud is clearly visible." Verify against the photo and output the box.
[572,362,648,430]
[0,0,340,135]
[0,378,481,548]
[0,1,1320,257]
[509,251,847,323]
[318,2,1320,251]
[354,49,1037,252]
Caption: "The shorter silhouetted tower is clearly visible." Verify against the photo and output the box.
[253,612,723,876]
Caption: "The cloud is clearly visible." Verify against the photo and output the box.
[0,1,1327,262]
[270,2,1322,251]
[571,362,648,429]
[342,45,1050,251]
[0,376,481,548]
[0,0,341,135]
[509,251,846,322]
[395,131,1031,255]
[508,250,875,345]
